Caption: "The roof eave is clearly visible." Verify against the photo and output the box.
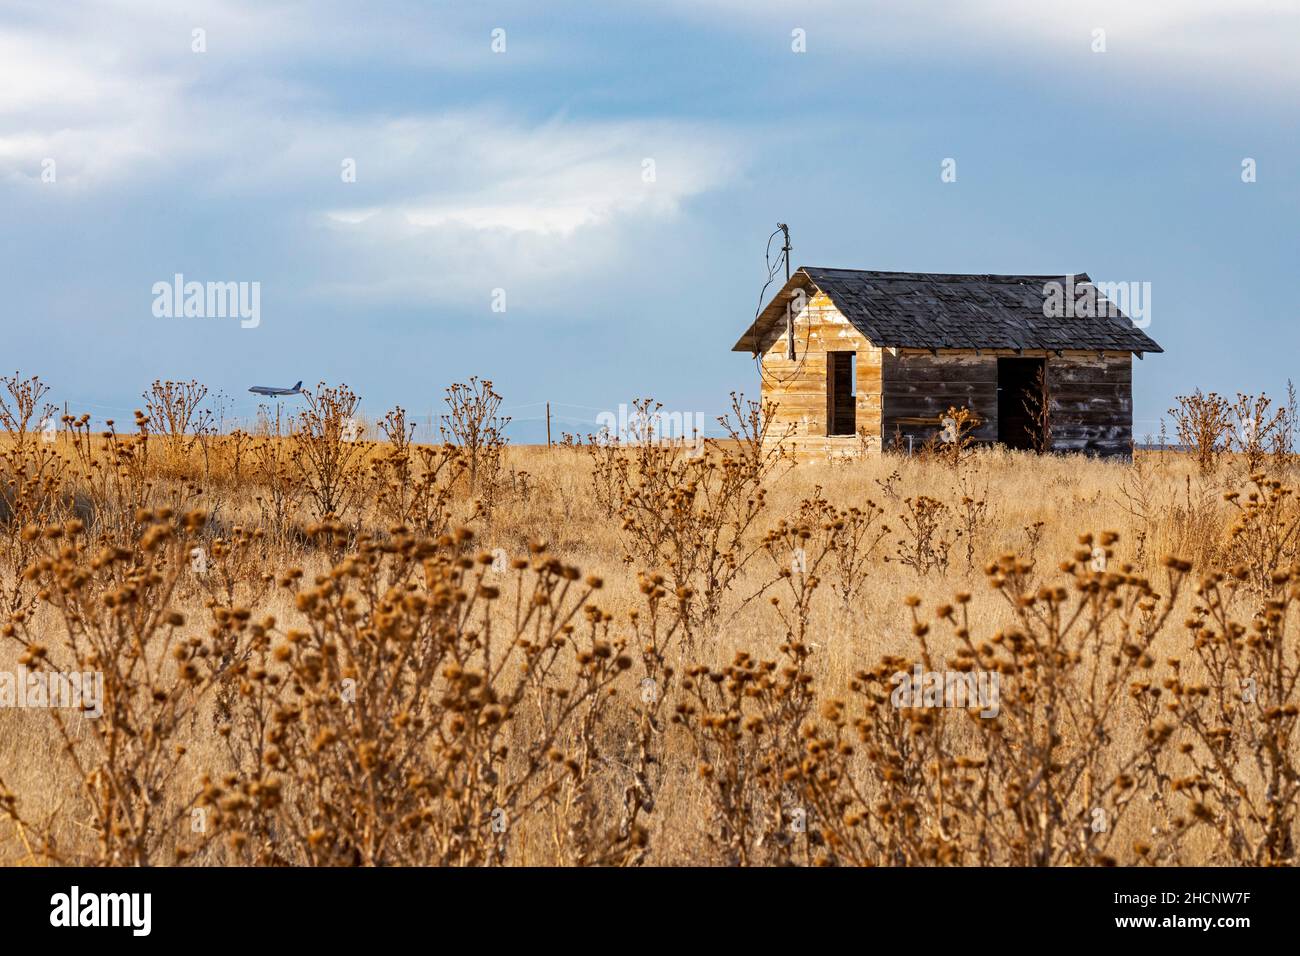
[732,270,816,352]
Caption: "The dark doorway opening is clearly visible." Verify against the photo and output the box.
[997,357,1046,451]
[827,351,856,436]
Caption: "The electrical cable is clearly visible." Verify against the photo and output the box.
[749,226,812,392]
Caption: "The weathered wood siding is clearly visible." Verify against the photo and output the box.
[757,321,1135,458]
[880,349,1133,457]
[1046,352,1132,457]
[881,351,999,448]
[755,291,883,448]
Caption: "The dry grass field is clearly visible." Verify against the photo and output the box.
[0,374,1297,866]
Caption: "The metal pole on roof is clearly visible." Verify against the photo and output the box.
[778,223,794,360]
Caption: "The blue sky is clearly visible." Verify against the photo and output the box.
[2,0,1297,441]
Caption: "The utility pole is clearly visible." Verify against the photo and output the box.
[546,402,552,449]
[778,223,795,361]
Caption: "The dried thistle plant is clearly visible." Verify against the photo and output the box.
[1170,390,1232,474]
[290,382,370,525]
[2,368,1299,870]
[0,509,222,865]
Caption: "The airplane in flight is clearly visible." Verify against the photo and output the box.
[248,380,303,397]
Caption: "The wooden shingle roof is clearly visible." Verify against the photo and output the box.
[733,267,1163,354]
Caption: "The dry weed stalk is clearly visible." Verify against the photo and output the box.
[1170,390,1232,474]
[5,367,1300,868]
[142,379,214,467]
[919,405,978,469]
[758,490,889,614]
[675,639,816,866]
[290,383,369,524]
[1229,393,1285,475]
[618,573,694,863]
[248,407,306,545]
[440,378,510,513]
[207,526,639,866]
[0,509,220,865]
[583,427,623,520]
[1022,365,1053,453]
[1221,475,1300,598]
[889,495,955,576]
[374,406,466,537]
[793,536,1190,866]
[613,394,786,629]
[1166,563,1300,865]
[0,374,71,613]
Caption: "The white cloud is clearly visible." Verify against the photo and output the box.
[0,2,742,298]
[404,204,602,236]
[0,0,567,185]
[328,116,732,238]
[326,208,383,226]
[657,0,1300,95]
[311,114,737,302]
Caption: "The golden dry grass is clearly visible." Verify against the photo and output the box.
[0,381,1297,866]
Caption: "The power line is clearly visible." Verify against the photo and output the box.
[750,223,812,392]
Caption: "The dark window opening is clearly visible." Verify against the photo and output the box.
[997,357,1046,451]
[827,351,856,436]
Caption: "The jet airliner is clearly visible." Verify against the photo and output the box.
[248,380,303,397]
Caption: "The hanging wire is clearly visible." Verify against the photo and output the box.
[750,227,811,391]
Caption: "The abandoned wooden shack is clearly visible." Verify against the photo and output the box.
[733,267,1162,459]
